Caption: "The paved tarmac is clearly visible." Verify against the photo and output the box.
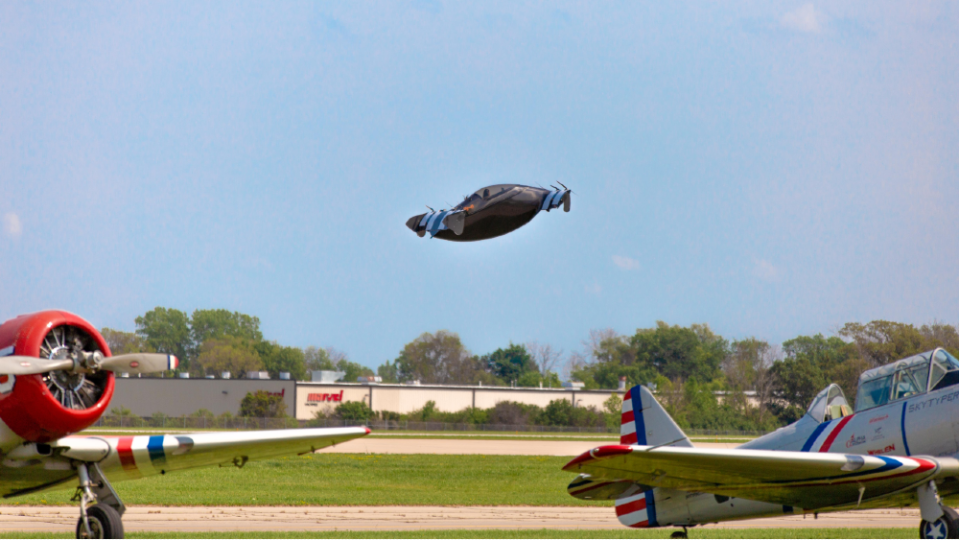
[0,505,921,533]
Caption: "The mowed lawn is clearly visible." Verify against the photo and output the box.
[9,454,603,507]
[0,529,917,539]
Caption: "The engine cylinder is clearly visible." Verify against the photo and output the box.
[0,311,115,442]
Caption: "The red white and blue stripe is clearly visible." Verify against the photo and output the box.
[620,387,645,445]
[418,209,464,238]
[616,489,658,528]
[616,388,657,527]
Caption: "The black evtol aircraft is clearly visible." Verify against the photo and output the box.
[406,184,571,241]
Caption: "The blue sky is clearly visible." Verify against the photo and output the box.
[1,2,957,372]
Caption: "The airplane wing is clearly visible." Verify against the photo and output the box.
[0,426,369,498]
[91,426,370,481]
[564,444,959,510]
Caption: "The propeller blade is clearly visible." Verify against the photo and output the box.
[99,353,179,374]
[550,185,560,190]
[557,181,568,191]
[0,356,75,375]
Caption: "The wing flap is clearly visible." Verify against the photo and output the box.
[564,444,942,509]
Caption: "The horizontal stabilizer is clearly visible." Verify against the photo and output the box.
[567,473,643,500]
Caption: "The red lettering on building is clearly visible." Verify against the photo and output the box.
[306,390,344,403]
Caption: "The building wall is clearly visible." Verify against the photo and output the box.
[108,379,754,420]
[295,382,619,420]
[111,379,296,417]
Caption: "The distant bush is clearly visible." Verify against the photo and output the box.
[335,400,374,423]
[239,390,288,418]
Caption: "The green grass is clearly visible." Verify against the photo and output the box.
[0,529,916,539]
[10,454,601,507]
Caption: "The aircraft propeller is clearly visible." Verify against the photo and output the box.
[0,352,178,376]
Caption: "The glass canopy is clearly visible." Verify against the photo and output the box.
[853,348,959,412]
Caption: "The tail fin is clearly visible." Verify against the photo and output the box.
[620,385,692,448]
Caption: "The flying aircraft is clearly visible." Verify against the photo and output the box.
[0,310,370,539]
[405,183,570,241]
[564,348,959,539]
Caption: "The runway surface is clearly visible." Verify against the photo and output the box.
[319,438,738,456]
[0,505,920,532]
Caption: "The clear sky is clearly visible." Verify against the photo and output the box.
[1,2,957,372]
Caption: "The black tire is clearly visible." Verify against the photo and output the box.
[76,504,124,539]
[670,531,689,539]
[920,505,959,539]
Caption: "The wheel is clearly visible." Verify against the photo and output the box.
[920,506,959,539]
[76,504,124,539]
[670,530,689,539]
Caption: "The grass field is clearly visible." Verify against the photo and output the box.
[9,454,601,507]
[0,529,917,539]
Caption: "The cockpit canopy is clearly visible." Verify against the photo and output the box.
[455,184,518,210]
[853,348,959,412]
[806,383,852,423]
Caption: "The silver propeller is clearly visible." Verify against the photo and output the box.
[0,352,178,376]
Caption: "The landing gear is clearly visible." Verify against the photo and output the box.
[670,526,689,539]
[76,504,123,539]
[920,506,959,539]
[74,462,125,539]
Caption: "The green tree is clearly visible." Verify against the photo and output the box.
[768,357,826,410]
[195,336,264,379]
[838,321,926,367]
[239,390,287,418]
[190,309,263,348]
[482,343,535,384]
[377,360,399,383]
[135,307,192,370]
[920,323,959,357]
[100,328,154,355]
[516,370,562,388]
[781,333,860,401]
[255,341,307,380]
[393,330,481,384]
[336,358,374,382]
[632,322,726,383]
[573,322,727,389]
[537,399,574,426]
[603,393,622,432]
[303,346,336,372]
[335,401,374,423]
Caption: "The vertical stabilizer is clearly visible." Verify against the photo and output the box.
[620,385,692,448]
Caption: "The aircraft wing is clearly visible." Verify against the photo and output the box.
[1,427,369,498]
[71,427,370,482]
[564,444,959,510]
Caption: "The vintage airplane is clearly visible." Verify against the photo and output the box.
[405,183,570,241]
[0,310,370,539]
[564,348,959,539]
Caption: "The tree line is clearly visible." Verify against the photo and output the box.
[106,307,959,432]
[101,307,373,382]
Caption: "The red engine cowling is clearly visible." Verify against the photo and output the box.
[0,310,115,442]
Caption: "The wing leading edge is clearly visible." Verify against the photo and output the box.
[81,426,370,481]
[564,444,959,510]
